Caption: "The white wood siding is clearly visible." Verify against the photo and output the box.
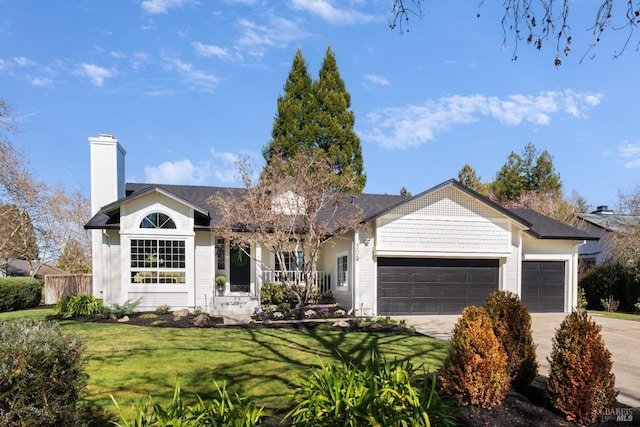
[319,233,353,310]
[355,229,375,316]
[195,231,214,310]
[128,292,189,311]
[376,187,513,256]
[114,192,196,310]
[502,231,521,295]
[121,194,193,233]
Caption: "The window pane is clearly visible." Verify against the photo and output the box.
[131,239,185,284]
[337,255,348,287]
[139,212,176,229]
[216,239,225,270]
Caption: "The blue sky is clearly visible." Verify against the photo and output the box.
[1,0,638,210]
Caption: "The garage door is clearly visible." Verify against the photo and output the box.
[521,261,565,313]
[377,258,499,315]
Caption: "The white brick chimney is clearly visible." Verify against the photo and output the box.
[89,134,126,214]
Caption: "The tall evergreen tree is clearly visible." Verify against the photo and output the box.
[263,46,366,193]
[491,143,561,202]
[457,164,486,194]
[314,45,366,192]
[263,48,316,163]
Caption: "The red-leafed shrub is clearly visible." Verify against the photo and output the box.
[485,290,538,386]
[546,310,617,425]
[440,305,509,408]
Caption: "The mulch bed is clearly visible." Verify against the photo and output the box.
[52,312,639,426]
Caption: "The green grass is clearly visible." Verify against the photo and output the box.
[588,310,640,322]
[0,309,449,425]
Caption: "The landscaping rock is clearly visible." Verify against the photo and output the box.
[193,315,210,327]
[173,308,189,317]
[333,320,350,328]
[117,315,130,323]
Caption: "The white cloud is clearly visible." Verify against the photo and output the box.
[236,16,311,57]
[30,77,53,87]
[163,57,220,92]
[144,159,211,184]
[209,148,241,183]
[361,90,603,149]
[192,42,231,60]
[143,149,259,185]
[364,74,389,86]
[13,57,37,67]
[290,0,378,25]
[76,63,115,86]
[617,142,640,168]
[141,0,198,14]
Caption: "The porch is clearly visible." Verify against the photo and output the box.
[262,270,332,294]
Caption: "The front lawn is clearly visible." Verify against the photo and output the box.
[588,310,640,322]
[0,309,449,425]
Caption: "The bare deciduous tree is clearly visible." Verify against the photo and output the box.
[0,100,91,276]
[391,0,640,65]
[209,152,364,309]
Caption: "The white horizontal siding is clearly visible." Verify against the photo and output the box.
[120,193,193,233]
[356,229,375,316]
[194,231,214,310]
[378,216,511,254]
[128,292,189,311]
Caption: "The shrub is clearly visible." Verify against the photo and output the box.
[53,294,103,318]
[112,380,265,427]
[601,295,620,312]
[577,286,588,311]
[546,310,617,425]
[0,320,87,426]
[579,262,640,312]
[286,350,457,427]
[260,282,287,305]
[484,290,538,386]
[102,298,142,319]
[0,277,42,312]
[156,304,171,314]
[439,306,509,408]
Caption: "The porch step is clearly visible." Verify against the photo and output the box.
[210,296,259,316]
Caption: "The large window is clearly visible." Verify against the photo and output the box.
[275,251,304,272]
[337,254,348,288]
[131,239,185,284]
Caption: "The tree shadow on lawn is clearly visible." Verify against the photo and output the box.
[80,322,446,424]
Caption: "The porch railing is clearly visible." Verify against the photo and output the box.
[262,270,331,294]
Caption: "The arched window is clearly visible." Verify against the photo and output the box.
[140,212,176,229]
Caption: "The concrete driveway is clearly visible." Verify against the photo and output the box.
[401,313,640,408]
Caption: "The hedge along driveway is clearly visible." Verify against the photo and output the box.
[0,310,450,421]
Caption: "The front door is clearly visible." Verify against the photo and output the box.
[229,246,250,292]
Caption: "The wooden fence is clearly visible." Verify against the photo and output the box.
[44,274,93,304]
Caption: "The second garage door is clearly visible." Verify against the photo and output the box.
[377,258,499,315]
[521,261,565,313]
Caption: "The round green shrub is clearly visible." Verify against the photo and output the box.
[0,320,87,426]
[440,306,509,408]
[546,310,617,425]
[485,290,538,386]
[0,277,42,312]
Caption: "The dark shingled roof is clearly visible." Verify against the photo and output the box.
[509,208,599,240]
[85,181,598,241]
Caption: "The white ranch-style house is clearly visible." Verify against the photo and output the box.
[86,135,597,316]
